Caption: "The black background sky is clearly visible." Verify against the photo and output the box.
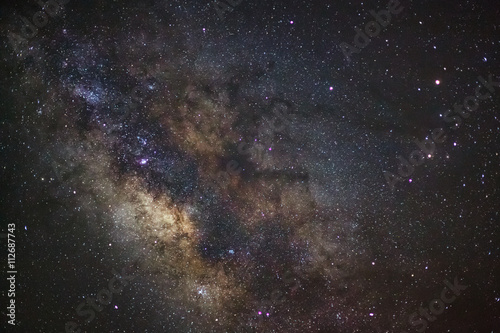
[0,0,499,332]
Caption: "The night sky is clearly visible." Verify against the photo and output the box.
[1,0,499,332]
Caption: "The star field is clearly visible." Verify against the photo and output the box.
[0,0,499,332]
